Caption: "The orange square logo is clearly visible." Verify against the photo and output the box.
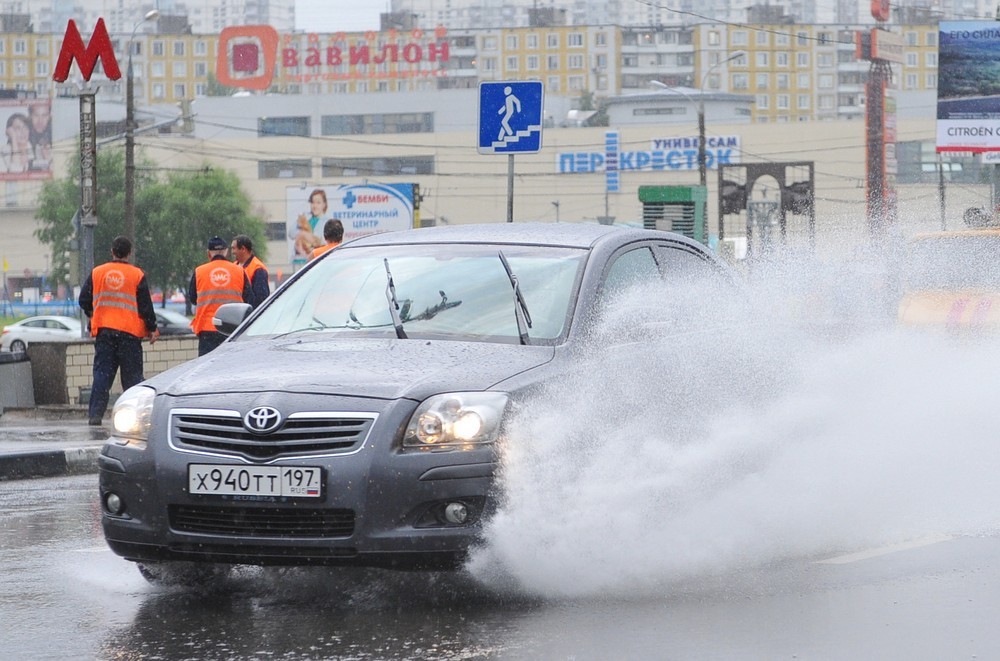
[215,25,278,91]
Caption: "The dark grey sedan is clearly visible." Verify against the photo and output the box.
[99,222,743,583]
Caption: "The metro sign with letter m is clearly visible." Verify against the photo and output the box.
[53,18,121,82]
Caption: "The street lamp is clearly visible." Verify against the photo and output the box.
[651,51,745,188]
[125,9,159,255]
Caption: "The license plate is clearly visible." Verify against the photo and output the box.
[188,464,323,498]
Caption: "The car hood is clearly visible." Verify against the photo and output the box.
[898,290,1000,329]
[148,336,556,401]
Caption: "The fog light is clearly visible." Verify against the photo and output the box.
[443,502,468,525]
[104,492,125,515]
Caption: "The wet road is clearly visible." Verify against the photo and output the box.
[2,474,1000,659]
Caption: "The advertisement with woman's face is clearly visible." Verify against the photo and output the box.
[1,99,52,181]
[285,183,415,269]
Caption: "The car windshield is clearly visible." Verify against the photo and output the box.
[904,234,1000,291]
[241,243,587,342]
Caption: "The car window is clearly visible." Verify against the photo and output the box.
[242,244,586,343]
[47,320,68,330]
[602,246,660,297]
[24,320,45,328]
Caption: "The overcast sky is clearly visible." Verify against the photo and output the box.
[296,1,386,33]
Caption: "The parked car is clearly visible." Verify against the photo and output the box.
[898,227,1000,330]
[154,308,194,335]
[99,222,745,584]
[1,315,82,352]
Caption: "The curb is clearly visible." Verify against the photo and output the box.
[0,446,101,481]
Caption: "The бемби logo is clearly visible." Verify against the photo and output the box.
[216,25,279,91]
[210,268,232,287]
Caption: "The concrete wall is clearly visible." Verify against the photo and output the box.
[28,337,199,407]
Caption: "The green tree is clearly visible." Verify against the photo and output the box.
[205,71,240,97]
[35,147,264,304]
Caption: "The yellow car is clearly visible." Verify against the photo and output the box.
[898,228,1000,330]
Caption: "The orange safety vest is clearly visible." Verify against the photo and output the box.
[90,261,148,338]
[243,255,267,283]
[191,260,246,333]
[309,242,339,260]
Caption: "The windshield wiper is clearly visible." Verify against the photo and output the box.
[384,258,408,339]
[498,250,532,345]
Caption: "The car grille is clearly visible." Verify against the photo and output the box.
[171,412,375,460]
[169,505,355,538]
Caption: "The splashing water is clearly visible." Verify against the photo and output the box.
[468,252,1000,598]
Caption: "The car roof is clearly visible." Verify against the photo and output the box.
[17,315,80,324]
[342,221,696,250]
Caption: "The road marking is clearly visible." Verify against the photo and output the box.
[815,533,953,565]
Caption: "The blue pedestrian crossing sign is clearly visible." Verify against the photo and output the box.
[478,81,544,154]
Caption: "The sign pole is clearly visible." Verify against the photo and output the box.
[507,154,514,223]
[79,90,98,337]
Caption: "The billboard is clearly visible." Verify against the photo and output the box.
[0,99,52,181]
[937,21,1000,152]
[285,183,415,268]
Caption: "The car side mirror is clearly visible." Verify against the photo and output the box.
[213,303,253,336]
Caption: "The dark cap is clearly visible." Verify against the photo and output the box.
[207,236,226,250]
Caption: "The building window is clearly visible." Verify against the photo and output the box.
[732,31,748,46]
[776,52,789,67]
[258,116,311,137]
[483,36,497,50]
[151,62,165,77]
[798,73,810,88]
[906,53,918,68]
[797,52,809,67]
[547,34,559,48]
[756,73,769,89]
[35,41,49,56]
[777,74,789,89]
[818,74,834,88]
[265,222,287,241]
[568,33,583,47]
[527,34,539,49]
[35,61,48,76]
[321,156,434,177]
[797,31,808,46]
[172,62,187,77]
[506,56,519,71]
[595,32,607,47]
[547,54,560,70]
[797,94,810,109]
[926,73,937,88]
[732,73,749,90]
[819,95,834,110]
[818,54,833,67]
[756,52,769,67]
[195,62,207,76]
[568,75,584,90]
[548,75,560,91]
[708,31,720,46]
[926,32,937,47]
[173,41,185,56]
[482,57,497,71]
[13,39,26,54]
[195,40,207,55]
[568,54,584,69]
[906,31,918,46]
[153,83,165,99]
[152,41,164,56]
[757,94,769,109]
[926,52,937,68]
[527,55,539,70]
[756,31,769,46]
[775,32,789,46]
[321,112,434,135]
[173,83,186,98]
[777,95,789,109]
[258,159,312,179]
[905,73,918,89]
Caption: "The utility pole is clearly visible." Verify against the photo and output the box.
[124,9,159,256]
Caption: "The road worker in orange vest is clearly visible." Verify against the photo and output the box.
[188,236,252,356]
[78,236,159,426]
[231,234,270,308]
[309,218,344,261]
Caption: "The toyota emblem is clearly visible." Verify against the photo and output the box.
[244,406,282,434]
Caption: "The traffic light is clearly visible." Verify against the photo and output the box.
[781,181,813,215]
[719,180,747,215]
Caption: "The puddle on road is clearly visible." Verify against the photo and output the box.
[468,252,1000,598]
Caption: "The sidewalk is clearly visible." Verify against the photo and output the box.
[0,406,106,481]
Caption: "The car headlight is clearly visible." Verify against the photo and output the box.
[112,385,156,443]
[403,392,509,449]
